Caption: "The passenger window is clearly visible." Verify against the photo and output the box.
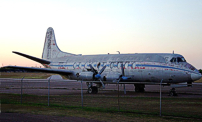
[125,62,129,69]
[79,63,82,69]
[73,62,79,69]
[113,62,118,67]
[92,62,97,68]
[102,62,106,67]
[110,63,114,68]
[132,63,136,69]
[85,63,89,68]
[118,63,122,69]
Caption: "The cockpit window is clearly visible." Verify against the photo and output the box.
[170,58,176,62]
[181,57,186,62]
[170,57,186,63]
[177,57,186,62]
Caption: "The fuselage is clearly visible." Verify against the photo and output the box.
[47,53,201,84]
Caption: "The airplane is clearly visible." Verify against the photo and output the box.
[5,27,202,96]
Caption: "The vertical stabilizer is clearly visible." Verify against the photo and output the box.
[42,27,75,60]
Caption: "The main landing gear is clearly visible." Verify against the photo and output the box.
[87,86,98,94]
[169,88,177,96]
[134,84,145,92]
[86,82,98,94]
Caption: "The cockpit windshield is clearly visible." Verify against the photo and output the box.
[170,58,176,62]
[177,57,186,62]
[170,57,186,63]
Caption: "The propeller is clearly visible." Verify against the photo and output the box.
[89,64,107,88]
[89,64,106,79]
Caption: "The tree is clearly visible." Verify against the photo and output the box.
[199,69,202,74]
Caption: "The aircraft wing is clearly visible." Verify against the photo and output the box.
[4,66,73,75]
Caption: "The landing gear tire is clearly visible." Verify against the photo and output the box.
[134,84,145,92]
[87,86,98,94]
[169,88,177,96]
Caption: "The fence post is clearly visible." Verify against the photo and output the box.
[160,79,163,116]
[118,83,120,111]
[21,76,25,104]
[81,80,83,108]
[48,76,51,106]
[124,84,126,94]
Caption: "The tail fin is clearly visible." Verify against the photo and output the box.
[42,27,75,60]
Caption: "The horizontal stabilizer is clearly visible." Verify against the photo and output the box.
[4,66,73,75]
[13,51,51,64]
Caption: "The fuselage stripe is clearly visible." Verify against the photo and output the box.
[49,64,199,74]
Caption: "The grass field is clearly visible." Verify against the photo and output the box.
[0,72,65,79]
[1,93,202,121]
[1,72,202,121]
[195,77,202,83]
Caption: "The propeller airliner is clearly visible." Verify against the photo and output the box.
[5,27,202,96]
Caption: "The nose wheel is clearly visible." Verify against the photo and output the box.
[169,88,177,96]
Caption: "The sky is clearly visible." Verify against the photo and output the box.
[0,0,202,69]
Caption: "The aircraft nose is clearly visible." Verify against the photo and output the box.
[191,73,202,81]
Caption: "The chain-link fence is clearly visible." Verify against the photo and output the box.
[1,78,202,118]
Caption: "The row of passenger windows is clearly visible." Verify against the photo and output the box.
[71,62,136,69]
[170,57,186,63]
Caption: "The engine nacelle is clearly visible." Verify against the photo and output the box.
[104,73,120,81]
[78,72,94,81]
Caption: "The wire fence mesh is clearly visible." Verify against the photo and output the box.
[1,78,202,118]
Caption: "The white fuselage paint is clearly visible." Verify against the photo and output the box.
[45,53,201,84]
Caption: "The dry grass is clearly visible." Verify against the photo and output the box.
[0,72,67,79]
[195,78,202,83]
[2,104,183,122]
[1,93,202,122]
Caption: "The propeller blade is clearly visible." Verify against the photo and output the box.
[89,64,97,74]
[99,79,105,88]
[98,65,106,74]
[95,65,107,79]
[117,63,131,82]
[117,78,121,84]
[121,63,125,76]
